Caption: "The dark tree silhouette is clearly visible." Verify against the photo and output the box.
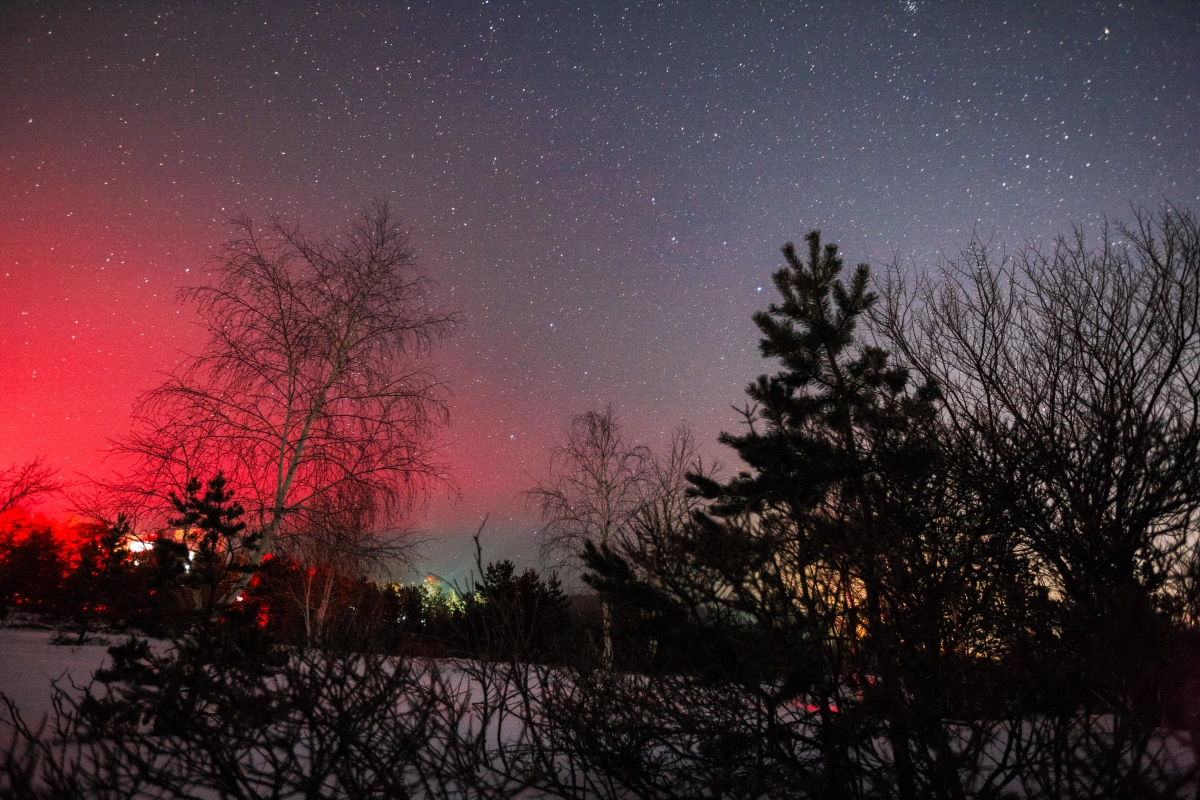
[62,517,135,638]
[0,457,60,516]
[530,407,708,665]
[164,473,256,618]
[0,520,65,615]
[879,206,1200,724]
[113,202,457,608]
[461,559,569,661]
[530,406,654,560]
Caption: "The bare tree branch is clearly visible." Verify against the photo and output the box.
[0,456,61,516]
[876,205,1200,732]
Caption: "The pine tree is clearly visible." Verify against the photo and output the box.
[166,472,258,618]
[584,232,1038,799]
[705,232,932,797]
[462,560,569,660]
[0,517,65,615]
[64,516,135,639]
[84,477,275,739]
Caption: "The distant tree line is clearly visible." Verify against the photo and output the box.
[0,486,571,662]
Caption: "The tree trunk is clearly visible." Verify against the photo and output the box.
[601,599,614,669]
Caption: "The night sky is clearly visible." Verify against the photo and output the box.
[3,1,1199,581]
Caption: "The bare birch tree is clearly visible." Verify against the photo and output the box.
[283,485,415,645]
[114,201,457,607]
[530,407,710,665]
[529,406,653,562]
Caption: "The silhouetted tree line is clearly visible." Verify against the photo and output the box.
[0,480,571,661]
[5,205,1200,798]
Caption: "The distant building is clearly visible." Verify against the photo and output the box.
[120,528,188,562]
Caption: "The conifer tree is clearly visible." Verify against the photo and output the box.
[64,517,135,638]
[584,232,1038,799]
[165,472,257,618]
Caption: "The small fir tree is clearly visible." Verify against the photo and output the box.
[166,472,258,618]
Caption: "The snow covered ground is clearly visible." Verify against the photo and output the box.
[0,626,111,727]
[0,624,1195,798]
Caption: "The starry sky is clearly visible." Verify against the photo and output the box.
[2,1,1199,581]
